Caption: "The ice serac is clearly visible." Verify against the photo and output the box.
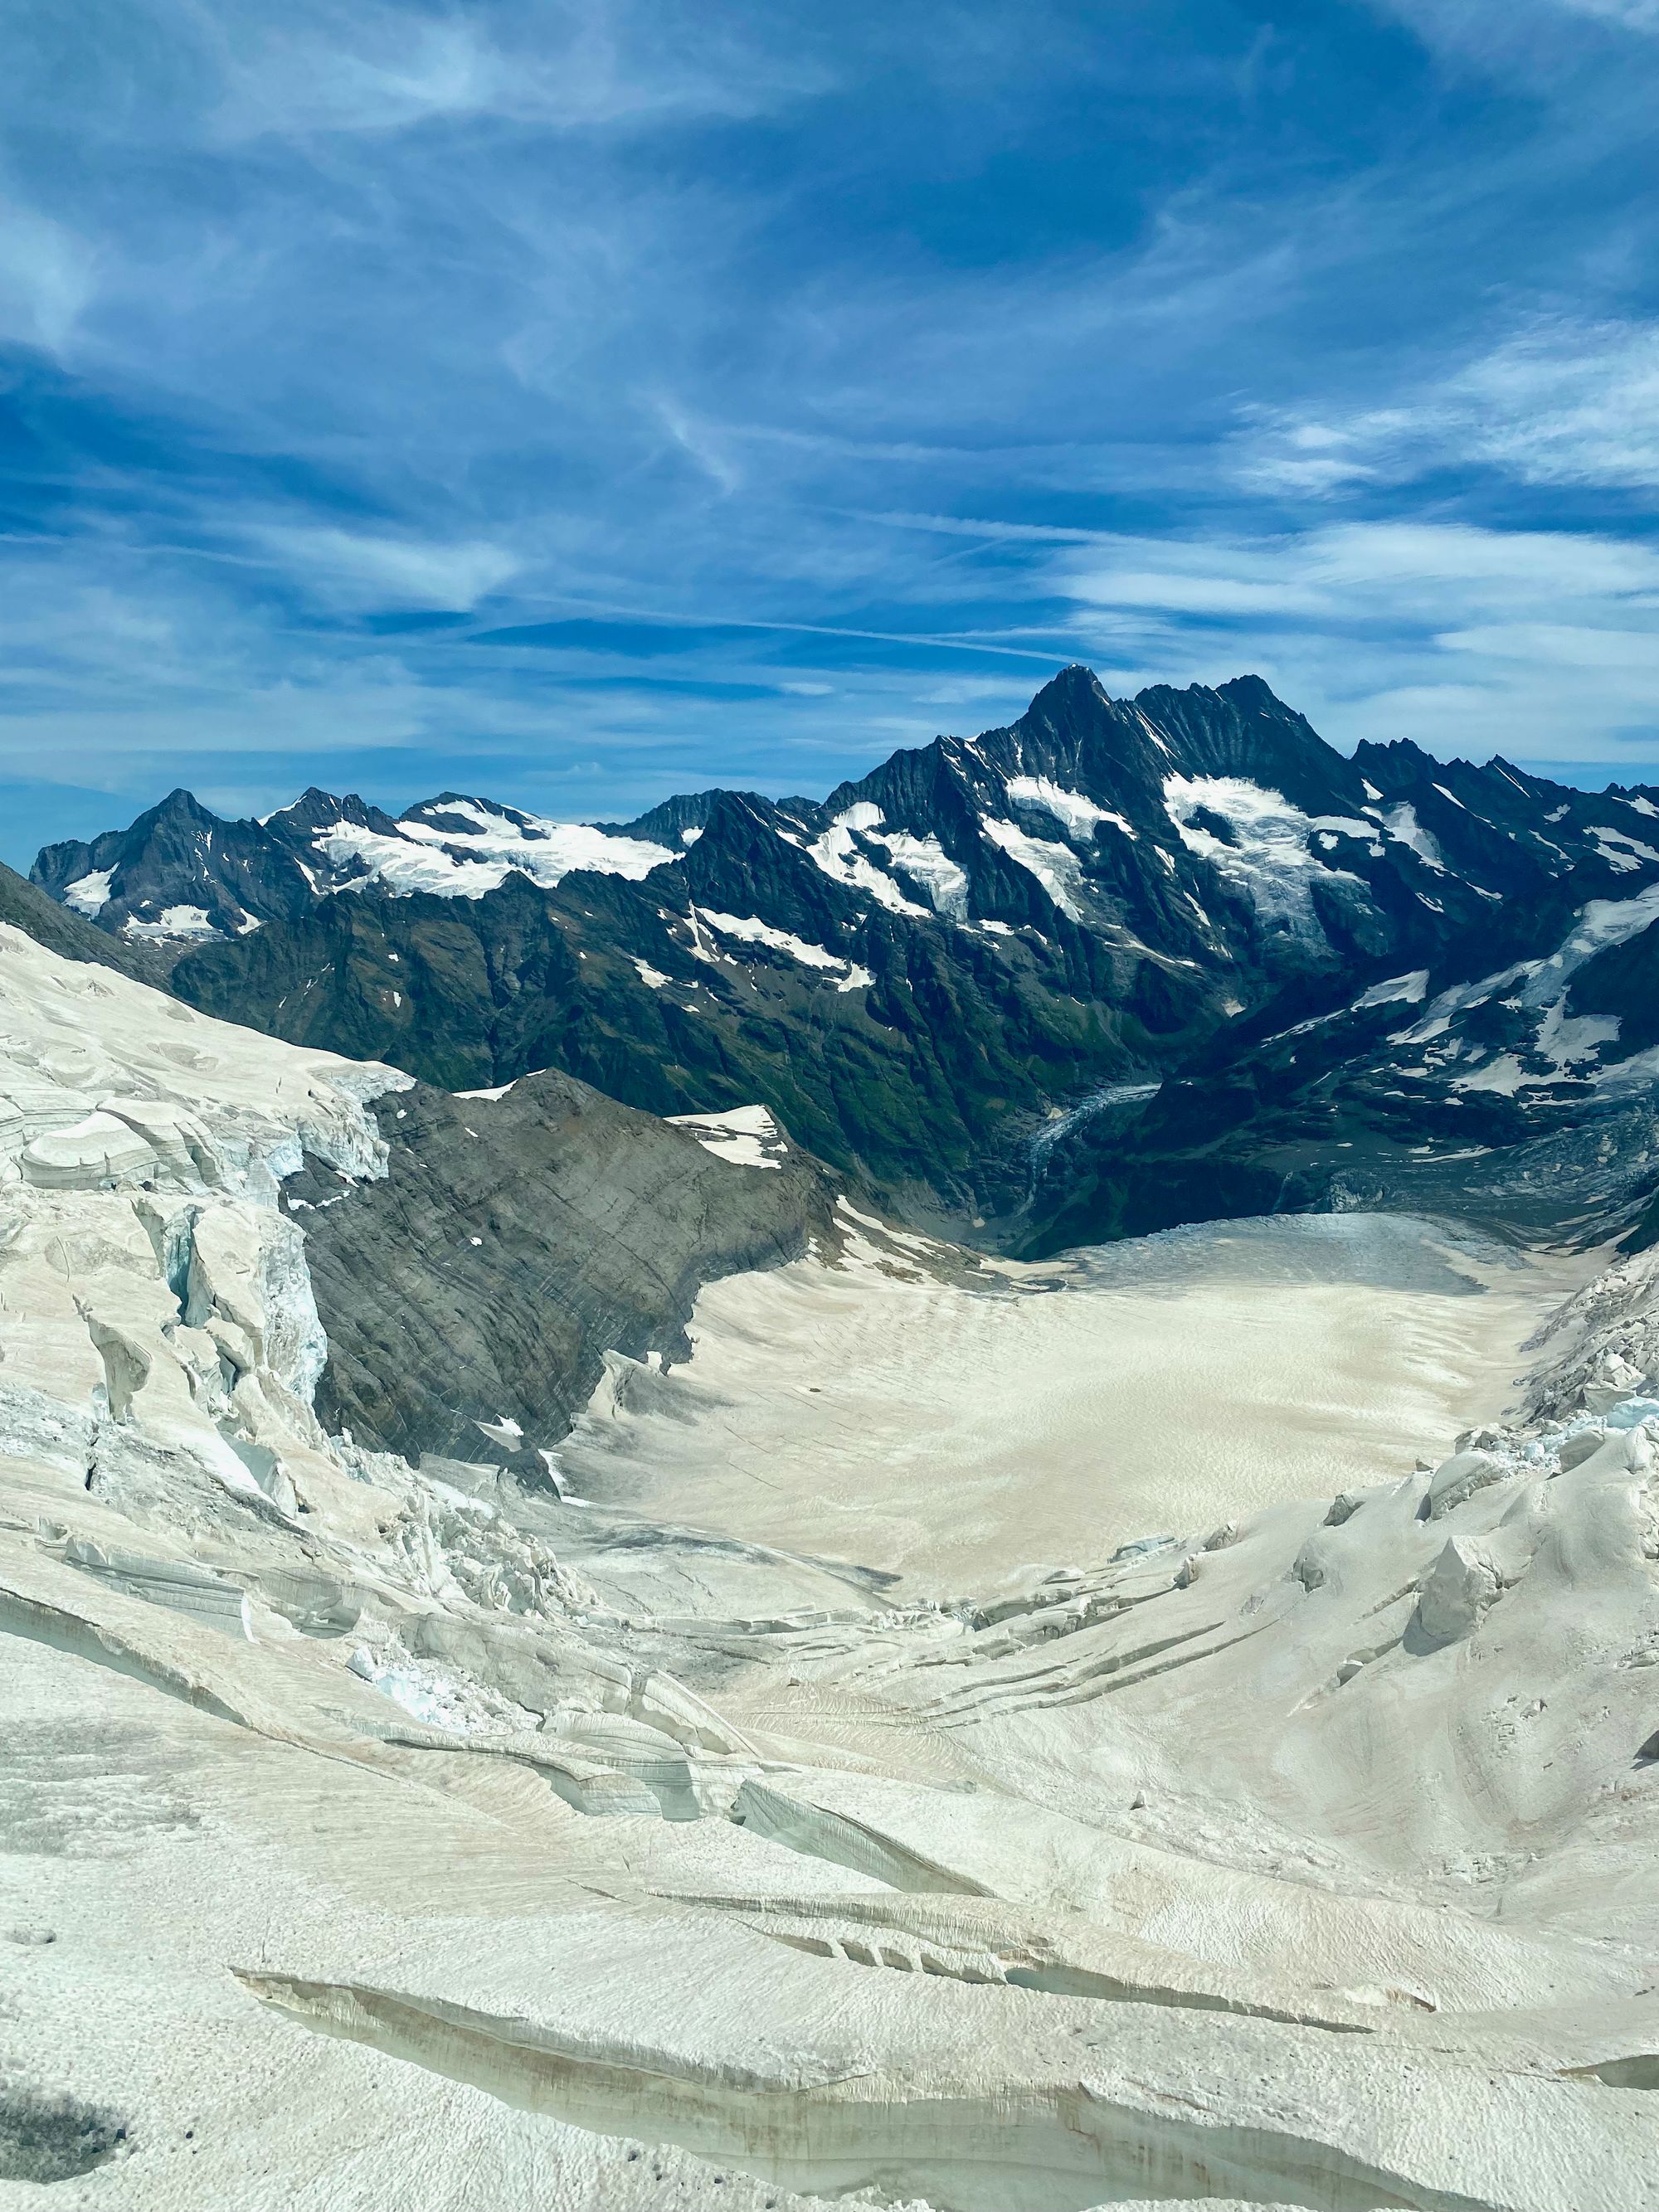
[0,916,408,1528]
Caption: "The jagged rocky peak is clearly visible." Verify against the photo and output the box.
[265,786,406,837]
[29,663,1555,955]
[31,775,692,946]
[32,785,319,945]
[599,785,730,847]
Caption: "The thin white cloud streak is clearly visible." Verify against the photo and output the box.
[1054,518,1659,761]
[255,527,522,610]
[1078,519,1659,614]
[1238,318,1659,493]
[1371,0,1659,74]
[0,201,100,355]
[1545,0,1659,28]
[0,534,1051,819]
[47,0,835,146]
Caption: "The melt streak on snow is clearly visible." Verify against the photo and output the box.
[2,930,1657,2212]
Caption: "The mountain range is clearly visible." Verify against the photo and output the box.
[30,665,1659,1252]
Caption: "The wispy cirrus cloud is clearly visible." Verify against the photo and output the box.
[0,202,100,356]
[1053,519,1659,759]
[255,527,523,610]
[207,0,834,141]
[1,0,1658,862]
[1546,0,1659,28]
[1237,318,1659,494]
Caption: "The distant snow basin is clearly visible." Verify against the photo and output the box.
[121,904,222,941]
[559,1213,1594,1602]
[314,815,678,897]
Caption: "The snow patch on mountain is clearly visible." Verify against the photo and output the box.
[692,907,870,989]
[980,816,1086,917]
[1380,802,1447,873]
[121,904,222,941]
[1451,999,1622,1094]
[63,868,114,916]
[807,806,930,916]
[696,909,846,971]
[1376,886,1659,1099]
[315,824,519,898]
[1588,823,1659,873]
[1534,999,1622,1072]
[667,1103,786,1169]
[1163,774,1367,941]
[1355,970,1429,1009]
[1005,775,1133,843]
[314,802,679,900]
[865,829,970,919]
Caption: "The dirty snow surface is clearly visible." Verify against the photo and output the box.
[2,922,1658,2212]
[562,1208,1592,1596]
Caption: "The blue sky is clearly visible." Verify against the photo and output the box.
[2,0,1658,863]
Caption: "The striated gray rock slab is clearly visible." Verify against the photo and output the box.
[293,1069,839,1475]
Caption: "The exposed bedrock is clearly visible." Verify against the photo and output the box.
[289,1068,838,1471]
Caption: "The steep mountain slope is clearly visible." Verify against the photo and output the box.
[0,858,174,989]
[293,1078,835,1472]
[28,785,681,941]
[155,829,1128,1221]
[1024,878,1659,1256]
[32,666,1659,1236]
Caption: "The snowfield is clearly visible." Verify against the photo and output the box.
[558,1205,1594,1596]
[2,923,1657,2212]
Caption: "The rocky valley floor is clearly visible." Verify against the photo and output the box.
[2,917,1657,2211]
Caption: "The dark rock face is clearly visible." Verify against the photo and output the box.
[1020,898,1659,1258]
[28,666,1659,1243]
[32,788,324,944]
[290,1067,838,1469]
[0,860,169,987]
